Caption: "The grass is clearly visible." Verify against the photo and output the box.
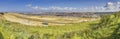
[3,21,95,38]
[0,12,120,39]
[0,16,98,39]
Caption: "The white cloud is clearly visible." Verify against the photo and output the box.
[27,5,79,11]
[26,2,120,12]
[117,2,120,4]
[26,4,32,7]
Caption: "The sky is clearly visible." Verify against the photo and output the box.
[0,0,120,12]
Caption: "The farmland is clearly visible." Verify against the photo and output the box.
[0,12,120,39]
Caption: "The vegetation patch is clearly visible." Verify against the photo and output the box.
[0,12,120,39]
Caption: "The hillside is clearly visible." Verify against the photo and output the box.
[0,12,120,39]
[1,13,98,26]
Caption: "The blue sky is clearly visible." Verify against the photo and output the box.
[0,0,120,12]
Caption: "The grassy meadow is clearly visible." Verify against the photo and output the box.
[0,12,120,39]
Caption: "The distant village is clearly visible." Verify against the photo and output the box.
[0,12,114,18]
[19,12,114,18]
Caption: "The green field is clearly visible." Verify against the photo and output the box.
[0,12,120,39]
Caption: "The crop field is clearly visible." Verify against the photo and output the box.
[0,12,120,39]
